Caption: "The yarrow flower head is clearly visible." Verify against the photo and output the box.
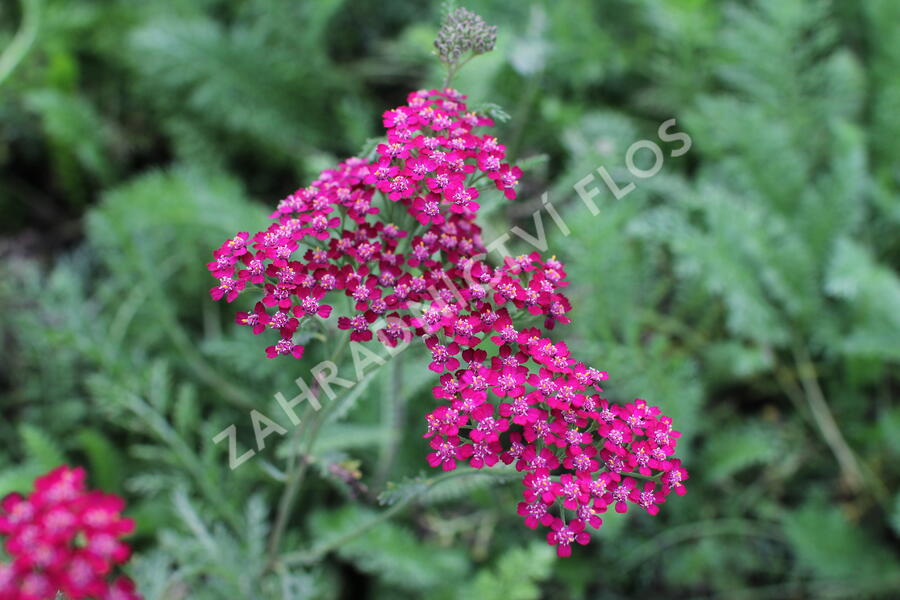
[205,6,688,557]
[207,84,525,360]
[0,466,140,600]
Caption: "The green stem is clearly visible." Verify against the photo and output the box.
[264,335,350,568]
[791,345,870,496]
[620,518,785,571]
[278,468,491,566]
[162,312,256,410]
[374,353,405,488]
[442,65,456,89]
[287,498,408,566]
[442,54,475,89]
[0,0,40,87]
[264,437,311,569]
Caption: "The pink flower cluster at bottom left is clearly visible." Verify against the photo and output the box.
[0,466,140,600]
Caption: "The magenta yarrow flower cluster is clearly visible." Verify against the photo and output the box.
[0,466,140,600]
[208,87,689,556]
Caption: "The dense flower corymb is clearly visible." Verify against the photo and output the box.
[0,466,140,600]
[207,87,526,361]
[206,86,689,556]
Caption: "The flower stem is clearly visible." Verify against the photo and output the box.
[265,335,349,569]
[620,518,785,572]
[278,468,498,566]
[0,0,40,87]
[791,344,869,495]
[374,352,406,488]
[442,65,455,89]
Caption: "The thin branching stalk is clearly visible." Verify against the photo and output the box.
[791,344,864,492]
[0,0,40,87]
[791,344,889,503]
[277,468,505,566]
[374,353,405,489]
[265,335,349,569]
[620,518,786,572]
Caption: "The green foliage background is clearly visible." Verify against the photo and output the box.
[1,0,899,598]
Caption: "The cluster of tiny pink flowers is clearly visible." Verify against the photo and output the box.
[410,251,688,555]
[0,466,140,600]
[208,88,524,358]
[208,87,688,556]
[423,332,688,556]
